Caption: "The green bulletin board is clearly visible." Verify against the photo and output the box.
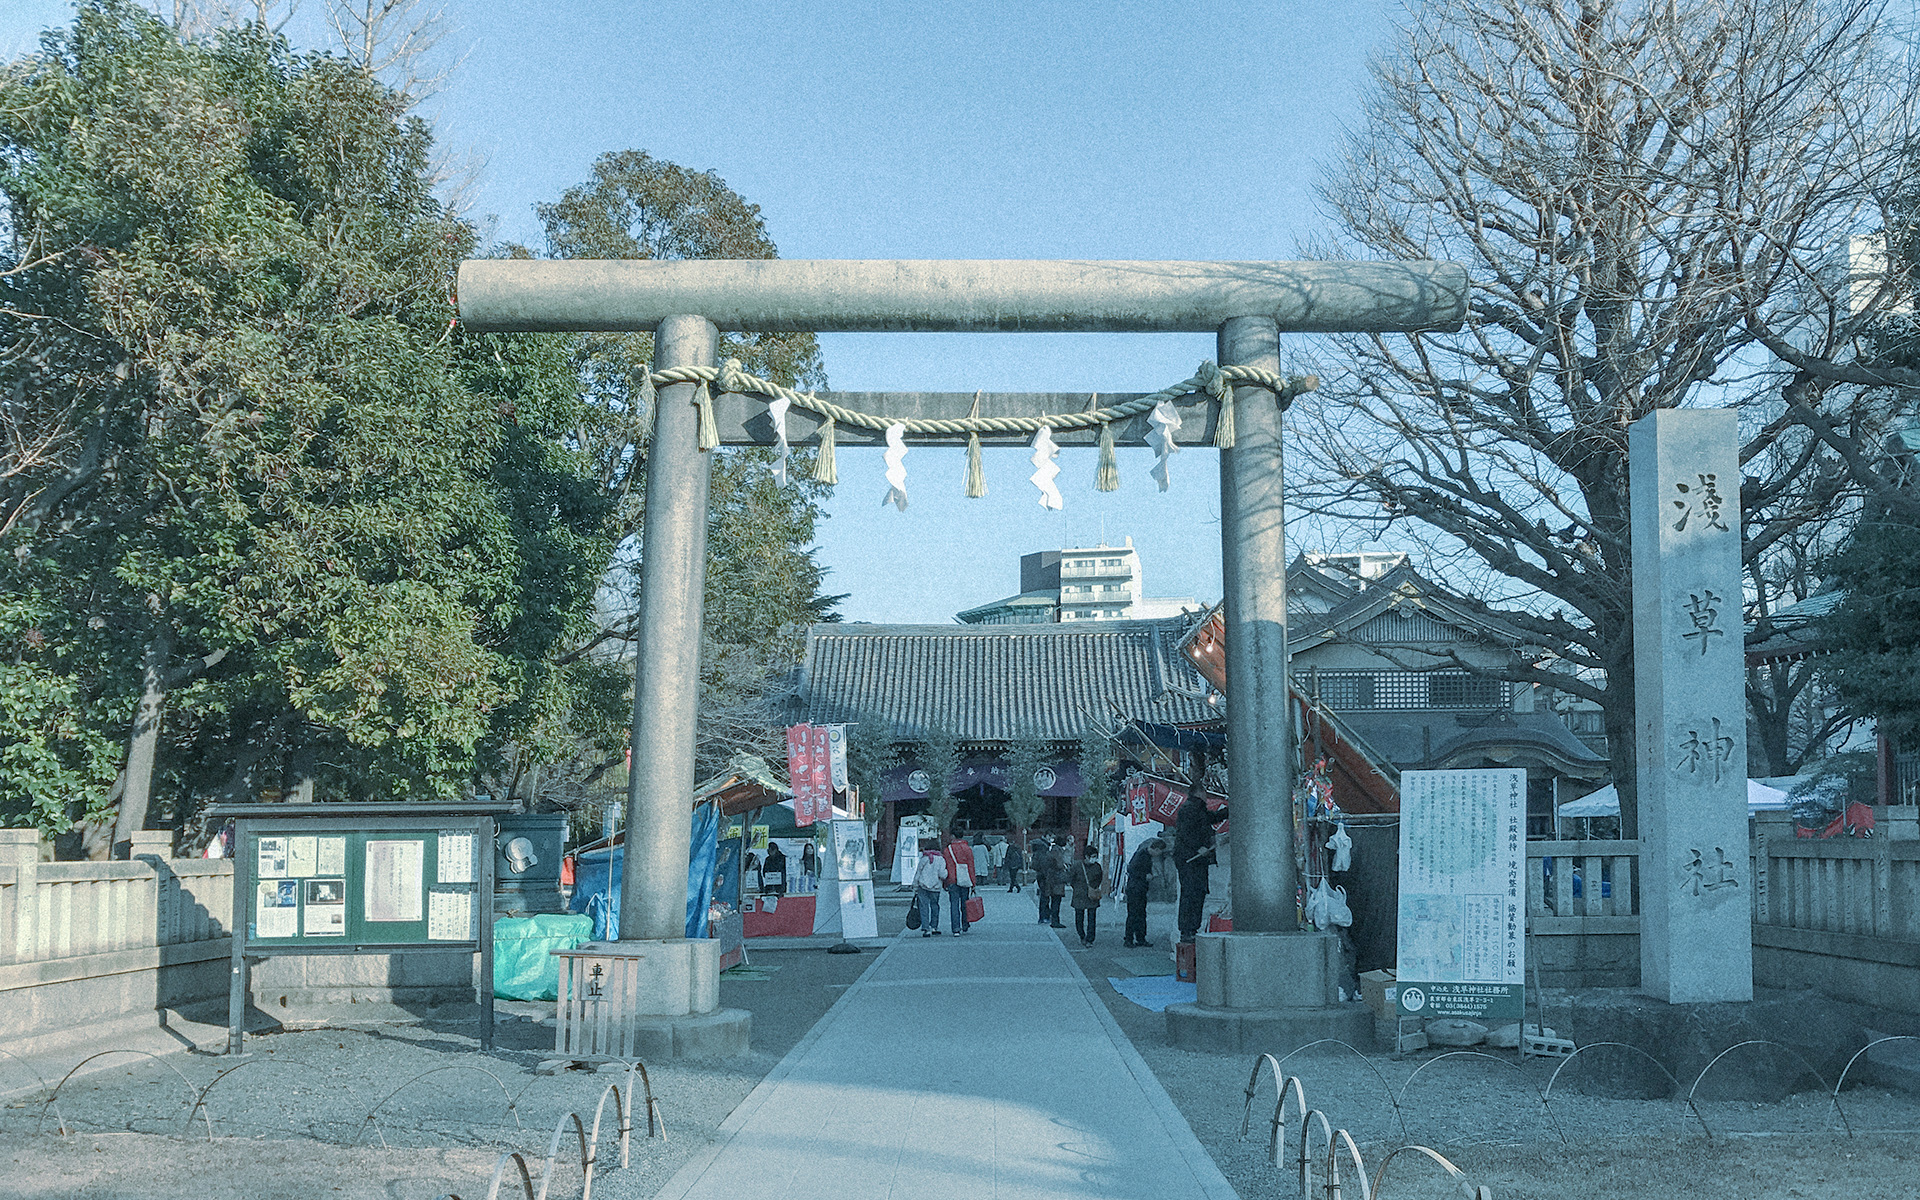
[215,803,506,1056]
[244,826,482,948]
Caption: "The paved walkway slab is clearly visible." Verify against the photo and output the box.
[655,913,1236,1200]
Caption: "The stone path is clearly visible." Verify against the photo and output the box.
[653,907,1237,1200]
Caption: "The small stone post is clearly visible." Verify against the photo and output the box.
[1630,409,1754,1003]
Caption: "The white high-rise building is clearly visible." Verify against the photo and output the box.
[955,538,1203,624]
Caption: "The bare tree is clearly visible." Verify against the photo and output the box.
[320,0,454,105]
[1296,0,1918,833]
[151,1,298,38]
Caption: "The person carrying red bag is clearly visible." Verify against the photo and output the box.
[942,831,978,935]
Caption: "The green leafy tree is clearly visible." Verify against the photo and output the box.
[1075,727,1118,828]
[1004,733,1049,837]
[0,2,612,845]
[1820,513,1920,742]
[916,726,961,834]
[528,150,844,788]
[845,713,897,830]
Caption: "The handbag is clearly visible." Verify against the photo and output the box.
[965,894,985,924]
[906,900,922,930]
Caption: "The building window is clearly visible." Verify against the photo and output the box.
[1562,709,1603,735]
[1313,670,1512,710]
[1428,672,1507,708]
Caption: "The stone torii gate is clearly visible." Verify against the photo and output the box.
[460,258,1467,1053]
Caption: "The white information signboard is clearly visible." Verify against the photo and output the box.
[1395,768,1526,1022]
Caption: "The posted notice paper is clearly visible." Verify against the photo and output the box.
[288,836,317,878]
[363,840,424,922]
[436,832,476,884]
[255,880,297,939]
[427,889,473,941]
[316,836,345,876]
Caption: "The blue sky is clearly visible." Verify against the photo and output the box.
[2,1,1402,622]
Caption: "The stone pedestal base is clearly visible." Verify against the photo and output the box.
[1166,1001,1374,1055]
[1196,931,1342,1008]
[1167,930,1371,1054]
[621,1007,752,1060]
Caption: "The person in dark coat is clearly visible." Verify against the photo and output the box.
[1123,837,1166,948]
[762,841,788,895]
[1003,839,1026,892]
[1173,791,1228,943]
[1043,836,1069,928]
[1069,843,1106,946]
[1029,838,1052,921]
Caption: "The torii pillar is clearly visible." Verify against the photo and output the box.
[460,259,1467,1054]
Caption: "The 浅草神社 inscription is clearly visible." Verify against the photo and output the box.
[1629,409,1754,1003]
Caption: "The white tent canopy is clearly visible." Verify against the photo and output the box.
[1557,780,1790,819]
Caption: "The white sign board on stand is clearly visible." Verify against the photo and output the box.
[830,819,878,939]
[1395,768,1526,1022]
[893,826,918,884]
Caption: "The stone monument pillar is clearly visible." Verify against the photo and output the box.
[1630,408,1754,1003]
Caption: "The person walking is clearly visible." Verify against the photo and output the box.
[1173,790,1228,943]
[1003,839,1025,892]
[1069,843,1106,947]
[942,831,977,935]
[1043,837,1068,929]
[913,842,948,936]
[1122,837,1165,948]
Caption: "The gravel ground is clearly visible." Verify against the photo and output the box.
[0,929,893,1200]
[1073,902,1920,1199]
[6,890,1920,1198]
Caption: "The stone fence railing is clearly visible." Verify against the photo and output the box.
[1524,839,1640,931]
[1751,811,1920,1013]
[1524,839,1641,987]
[0,834,232,965]
[0,829,238,1056]
[1752,815,1920,940]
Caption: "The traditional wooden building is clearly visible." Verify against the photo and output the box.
[791,618,1218,853]
[1184,556,1610,836]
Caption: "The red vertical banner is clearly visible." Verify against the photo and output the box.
[786,725,814,825]
[807,725,833,822]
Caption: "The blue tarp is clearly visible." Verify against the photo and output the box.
[1107,975,1197,1012]
[570,802,720,940]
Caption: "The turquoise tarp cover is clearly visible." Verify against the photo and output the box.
[493,913,592,1000]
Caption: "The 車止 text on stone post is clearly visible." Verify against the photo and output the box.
[1629,408,1754,1004]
